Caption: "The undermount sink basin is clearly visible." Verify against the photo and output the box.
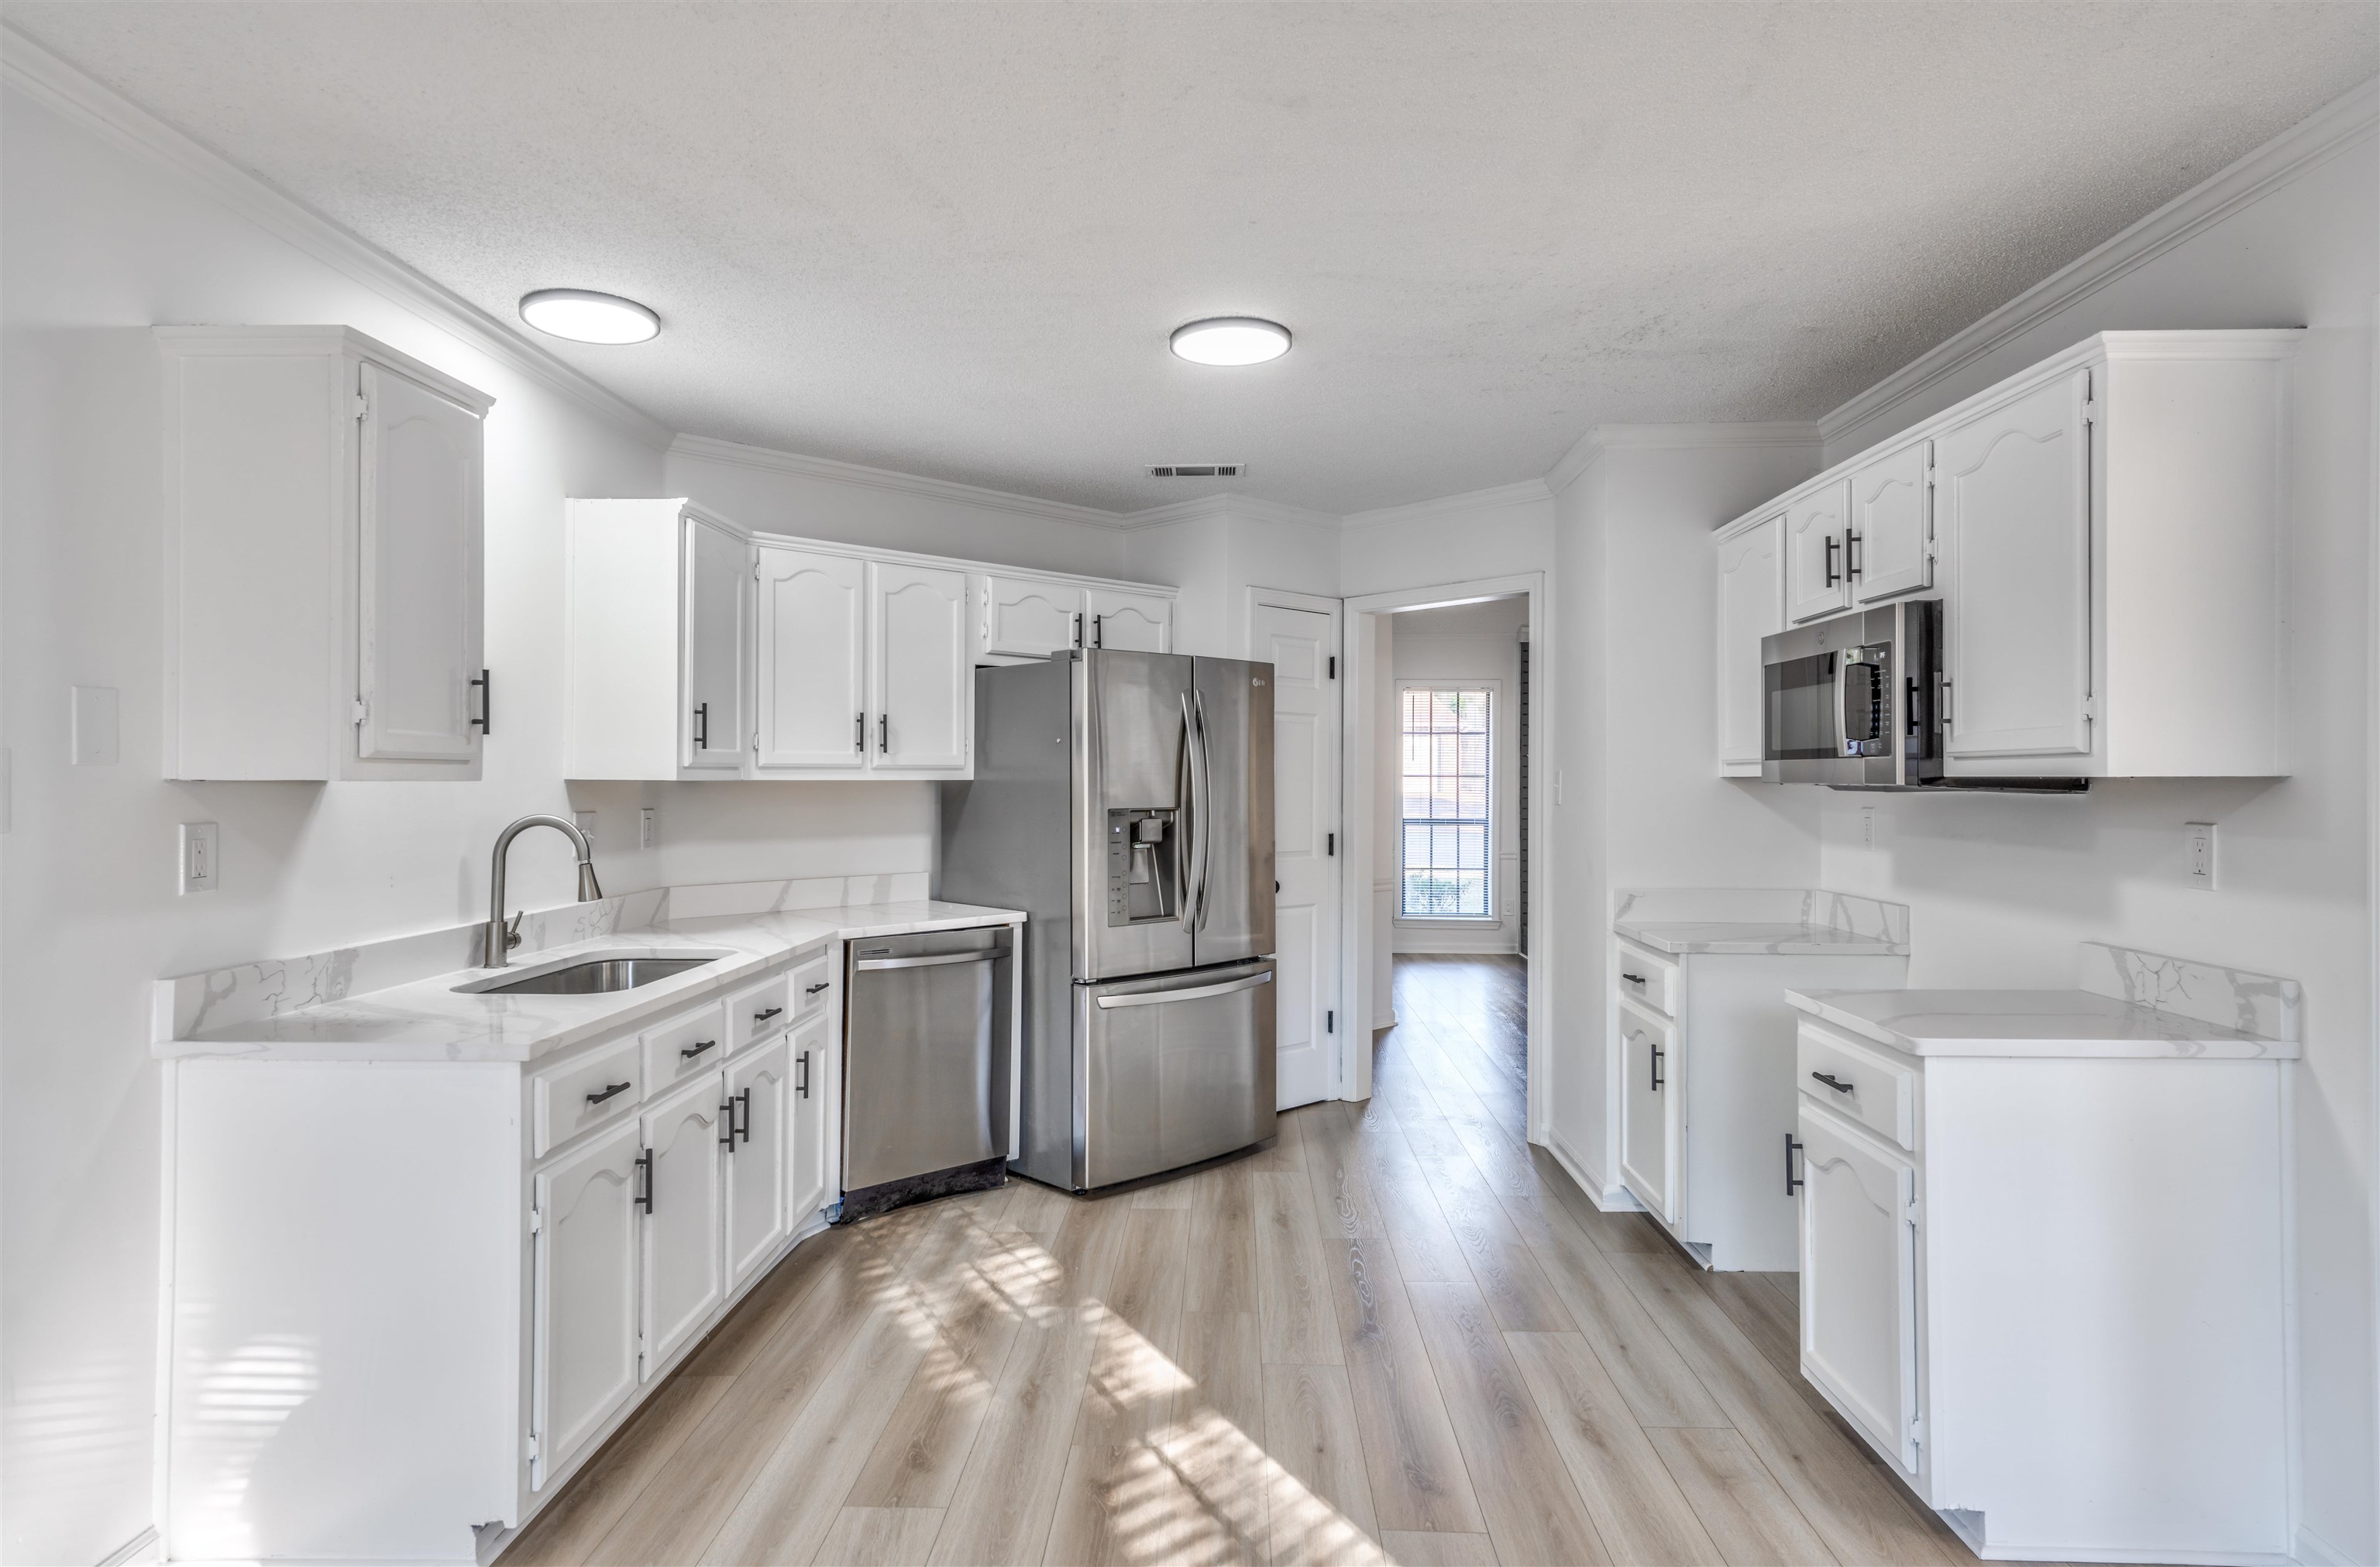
[454,949,733,996]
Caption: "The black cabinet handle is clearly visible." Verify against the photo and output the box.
[855,712,866,753]
[735,1088,751,1145]
[693,701,710,749]
[804,981,830,996]
[1092,613,1104,648]
[1823,534,1841,587]
[1622,972,1646,985]
[1845,528,1862,579]
[753,1005,783,1024]
[680,1038,718,1060]
[797,1050,811,1099]
[470,668,492,735]
[635,1149,653,1214]
[1811,1071,1855,1094]
[1650,1041,1665,1092]
[1787,1134,1804,1195]
[879,713,889,754]
[584,1081,631,1106]
[719,1098,736,1148]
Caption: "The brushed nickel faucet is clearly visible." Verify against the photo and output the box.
[486,815,603,968]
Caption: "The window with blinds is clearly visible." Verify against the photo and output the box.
[1399,686,1492,918]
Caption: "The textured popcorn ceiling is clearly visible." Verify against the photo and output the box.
[12,2,2373,514]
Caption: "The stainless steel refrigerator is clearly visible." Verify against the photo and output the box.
[939,650,1276,1191]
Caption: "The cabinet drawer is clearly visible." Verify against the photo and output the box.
[531,1034,642,1160]
[1615,940,1680,1019]
[1797,1019,1918,1153]
[643,1001,729,1092]
[789,949,834,1019]
[727,971,793,1053]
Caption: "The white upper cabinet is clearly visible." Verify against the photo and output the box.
[683,519,750,771]
[869,562,971,771]
[1085,587,1172,652]
[160,326,493,781]
[1847,437,1935,604]
[1936,369,2094,761]
[1714,514,1783,773]
[1784,480,1853,624]
[755,545,867,770]
[982,573,1084,659]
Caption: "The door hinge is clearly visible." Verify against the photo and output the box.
[1910,1411,1925,1445]
[353,390,370,422]
[525,1431,539,1463]
[351,696,370,727]
[1326,1009,1335,1033]
[1326,655,1336,679]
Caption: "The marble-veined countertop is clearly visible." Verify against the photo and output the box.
[1617,920,1909,956]
[159,900,1023,1065]
[1786,986,2299,1060]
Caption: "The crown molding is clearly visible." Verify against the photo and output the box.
[2,25,673,449]
[1544,421,1821,493]
[666,432,1133,532]
[1120,492,1345,533]
[1340,478,1553,531]
[1819,74,2379,451]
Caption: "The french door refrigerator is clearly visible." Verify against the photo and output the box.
[939,649,1276,1191]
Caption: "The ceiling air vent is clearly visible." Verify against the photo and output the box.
[1147,463,1244,479]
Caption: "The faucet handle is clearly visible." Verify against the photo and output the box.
[504,910,524,951]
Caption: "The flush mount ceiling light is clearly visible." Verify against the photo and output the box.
[518,288,661,344]
[1169,317,1291,366]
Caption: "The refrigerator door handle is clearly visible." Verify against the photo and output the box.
[1192,688,1214,930]
[1095,970,1273,1009]
[1178,692,1203,934]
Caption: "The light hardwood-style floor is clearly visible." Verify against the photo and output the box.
[503,956,2012,1567]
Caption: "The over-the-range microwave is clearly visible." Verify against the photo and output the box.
[1760,600,2084,792]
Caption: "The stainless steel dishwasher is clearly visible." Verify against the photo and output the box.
[839,925,1012,1222]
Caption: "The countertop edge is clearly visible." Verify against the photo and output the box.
[1785,988,2303,1061]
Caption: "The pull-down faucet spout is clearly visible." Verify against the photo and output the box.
[485,815,603,968]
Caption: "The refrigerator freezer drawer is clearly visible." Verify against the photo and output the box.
[1078,960,1277,1190]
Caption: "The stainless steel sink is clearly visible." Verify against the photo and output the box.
[453,949,733,996]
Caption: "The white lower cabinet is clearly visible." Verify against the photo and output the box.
[1794,1102,1918,1469]
[725,1036,791,1288]
[788,1010,834,1223]
[1617,995,1677,1224]
[530,1121,641,1489]
[638,1072,730,1376]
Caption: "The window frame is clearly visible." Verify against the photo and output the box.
[1394,678,1500,924]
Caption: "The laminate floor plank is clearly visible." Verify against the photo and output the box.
[1253,1167,1343,1365]
[1646,1427,1836,1567]
[1075,1208,1192,1448]
[813,1507,947,1567]
[500,1374,733,1567]
[1503,1332,1725,1567]
[1263,1363,1388,1567]
[1405,1281,1611,1567]
[1392,1112,1574,1332]
[1510,1201,1728,1429]
[1342,1098,1475,1286]
[1184,1162,1260,1316]
[1378,1530,1501,1565]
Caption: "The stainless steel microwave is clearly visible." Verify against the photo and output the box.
[1762,600,1941,788]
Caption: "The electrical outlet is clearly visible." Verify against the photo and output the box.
[2185,822,2217,890]
[574,809,597,843]
[638,807,658,851]
[180,821,219,893]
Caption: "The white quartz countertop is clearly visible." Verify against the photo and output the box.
[160,900,1023,1065]
[1787,987,2300,1060]
[1618,920,1909,956]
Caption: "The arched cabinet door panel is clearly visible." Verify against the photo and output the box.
[869,562,971,771]
[755,545,867,771]
[531,1121,640,1489]
[638,1072,726,1376]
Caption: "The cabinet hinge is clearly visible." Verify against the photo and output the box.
[353,391,370,422]
[528,1205,542,1236]
[351,696,370,727]
[2082,694,2097,723]
[525,1431,539,1463]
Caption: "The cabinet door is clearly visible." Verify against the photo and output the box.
[1783,480,1852,624]
[1797,1105,1919,1470]
[1937,369,2093,759]
[724,1036,790,1289]
[982,573,1084,659]
[356,359,484,764]
[531,1120,640,1489]
[638,1072,727,1377]
[1084,588,1172,653]
[681,518,748,771]
[786,1011,835,1225]
[1715,517,1783,768]
[868,562,971,771]
[755,545,867,771]
[1617,996,1678,1223]
[1849,438,1934,603]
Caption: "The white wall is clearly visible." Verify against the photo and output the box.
[1810,113,2378,1565]
[1340,482,1554,600]
[1390,596,1528,954]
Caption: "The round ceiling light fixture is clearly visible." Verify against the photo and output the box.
[518,288,661,345]
[1169,316,1291,366]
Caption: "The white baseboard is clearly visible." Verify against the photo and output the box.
[1544,1128,1641,1211]
[2292,1523,2359,1567]
[97,1527,160,1567]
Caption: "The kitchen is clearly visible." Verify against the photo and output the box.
[3,7,2375,1567]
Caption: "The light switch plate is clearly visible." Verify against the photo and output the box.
[180,821,219,893]
[71,686,119,766]
[574,809,597,842]
[2185,822,2217,890]
[638,807,658,850]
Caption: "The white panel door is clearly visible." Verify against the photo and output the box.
[1938,369,2093,758]
[531,1119,640,1488]
[1086,588,1173,654]
[681,518,748,771]
[786,1012,835,1223]
[982,573,1084,659]
[1254,603,1339,1109]
[1797,1105,1920,1469]
[1715,517,1783,768]
[1784,481,1852,624]
[724,1036,789,1289]
[755,545,866,771]
[1618,995,1677,1223]
[638,1072,727,1378]
[1849,438,1935,603]
[355,359,483,763]
[869,562,971,771]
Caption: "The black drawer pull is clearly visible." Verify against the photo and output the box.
[752,1005,783,1023]
[804,981,830,995]
[1621,972,1647,984]
[680,1039,718,1060]
[1811,1071,1855,1094]
[584,1081,631,1106]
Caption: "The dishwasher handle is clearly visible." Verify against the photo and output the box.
[853,949,1008,973]
[1095,970,1272,1009]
